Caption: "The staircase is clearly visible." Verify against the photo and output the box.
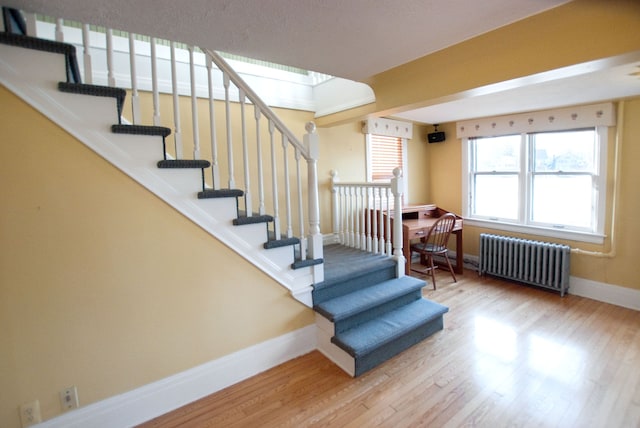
[314,245,448,376]
[0,8,448,379]
[0,11,323,307]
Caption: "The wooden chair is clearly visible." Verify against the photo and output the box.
[410,212,457,289]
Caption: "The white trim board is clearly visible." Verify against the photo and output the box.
[37,325,316,428]
[570,277,640,311]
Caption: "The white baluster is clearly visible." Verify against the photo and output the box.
[330,170,340,243]
[239,89,251,215]
[223,73,235,188]
[386,187,392,256]
[189,46,200,159]
[255,107,265,215]
[391,168,405,277]
[129,33,140,124]
[371,187,378,253]
[304,122,322,272]
[338,186,345,244]
[295,148,306,260]
[106,29,115,87]
[378,187,385,253]
[360,187,367,250]
[150,38,161,126]
[25,13,37,36]
[170,41,182,158]
[349,186,355,247]
[282,135,292,238]
[205,53,220,189]
[82,24,92,84]
[55,18,63,42]
[269,121,280,239]
[364,186,370,250]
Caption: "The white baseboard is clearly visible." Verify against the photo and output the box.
[37,325,316,428]
[569,277,640,311]
[455,253,640,311]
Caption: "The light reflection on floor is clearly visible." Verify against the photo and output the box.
[473,315,586,388]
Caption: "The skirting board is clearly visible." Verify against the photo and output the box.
[570,277,640,311]
[37,325,317,428]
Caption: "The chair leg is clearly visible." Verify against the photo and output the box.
[428,255,437,290]
[443,252,457,283]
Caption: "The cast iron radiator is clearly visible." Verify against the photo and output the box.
[478,233,570,296]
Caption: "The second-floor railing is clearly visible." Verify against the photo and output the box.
[20,13,324,280]
[331,168,406,277]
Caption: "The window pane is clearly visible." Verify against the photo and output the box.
[533,129,596,172]
[473,175,519,220]
[532,175,592,228]
[474,135,520,171]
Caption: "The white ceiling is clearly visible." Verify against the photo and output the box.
[5,0,640,124]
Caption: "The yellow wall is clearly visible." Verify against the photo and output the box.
[316,121,430,233]
[423,99,640,290]
[368,0,640,116]
[356,0,640,291]
[0,86,314,427]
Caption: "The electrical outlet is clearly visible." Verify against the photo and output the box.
[19,400,41,427]
[60,386,79,411]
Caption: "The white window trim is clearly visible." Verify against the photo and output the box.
[461,126,608,245]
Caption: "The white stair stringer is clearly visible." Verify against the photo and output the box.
[0,42,315,306]
[314,313,355,377]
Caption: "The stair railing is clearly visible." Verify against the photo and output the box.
[21,12,324,282]
[330,168,405,277]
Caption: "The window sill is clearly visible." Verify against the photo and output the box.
[464,218,605,245]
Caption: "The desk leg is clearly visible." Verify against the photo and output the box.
[454,230,463,274]
[404,233,411,275]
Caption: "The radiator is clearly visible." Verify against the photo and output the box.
[479,234,570,296]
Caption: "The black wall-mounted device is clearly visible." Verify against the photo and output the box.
[427,131,446,143]
[427,124,445,143]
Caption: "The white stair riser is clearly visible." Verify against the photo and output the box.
[316,326,355,377]
[0,44,67,83]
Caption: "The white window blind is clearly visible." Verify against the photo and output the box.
[370,134,404,181]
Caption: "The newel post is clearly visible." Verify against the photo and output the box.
[305,122,324,282]
[391,167,405,278]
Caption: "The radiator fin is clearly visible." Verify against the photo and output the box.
[479,234,570,296]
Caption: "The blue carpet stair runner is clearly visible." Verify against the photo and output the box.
[314,244,448,376]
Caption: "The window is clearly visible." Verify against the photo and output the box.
[465,127,607,242]
[366,133,409,199]
[367,134,406,181]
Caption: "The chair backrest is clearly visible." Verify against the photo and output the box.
[421,213,457,254]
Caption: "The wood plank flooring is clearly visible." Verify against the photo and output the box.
[138,270,640,427]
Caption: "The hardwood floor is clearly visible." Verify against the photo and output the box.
[138,270,640,427]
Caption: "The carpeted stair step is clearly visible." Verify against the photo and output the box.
[58,82,126,122]
[332,298,449,376]
[111,124,171,138]
[0,32,81,83]
[263,235,300,250]
[197,188,244,199]
[157,159,211,169]
[292,257,323,269]
[312,249,397,304]
[315,276,426,333]
[233,211,274,226]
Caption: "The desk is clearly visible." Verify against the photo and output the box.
[389,205,463,276]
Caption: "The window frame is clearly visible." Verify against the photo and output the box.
[462,126,608,244]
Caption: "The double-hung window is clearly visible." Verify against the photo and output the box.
[461,104,613,243]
